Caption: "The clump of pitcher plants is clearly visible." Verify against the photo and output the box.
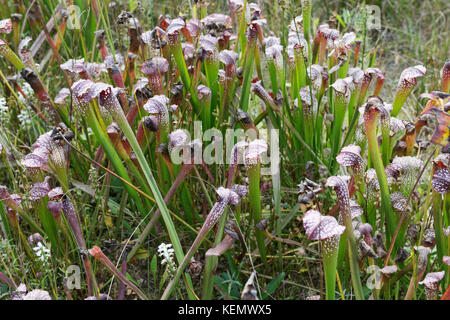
[0,0,448,301]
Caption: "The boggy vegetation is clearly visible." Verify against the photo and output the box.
[0,0,449,300]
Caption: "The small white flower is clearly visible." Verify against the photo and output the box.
[0,97,6,108]
[18,82,34,103]
[0,96,7,122]
[158,243,176,276]
[33,242,51,263]
[17,109,34,129]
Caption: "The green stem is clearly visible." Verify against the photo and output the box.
[382,126,393,163]
[239,36,256,112]
[204,60,219,129]
[331,95,347,172]
[113,108,183,258]
[432,192,447,262]
[322,237,340,300]
[171,41,200,114]
[202,211,227,299]
[366,118,396,243]
[302,0,312,46]
[86,108,146,215]
[342,107,360,148]
[267,60,279,95]
[391,88,412,117]
[342,212,365,300]
[247,164,266,266]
